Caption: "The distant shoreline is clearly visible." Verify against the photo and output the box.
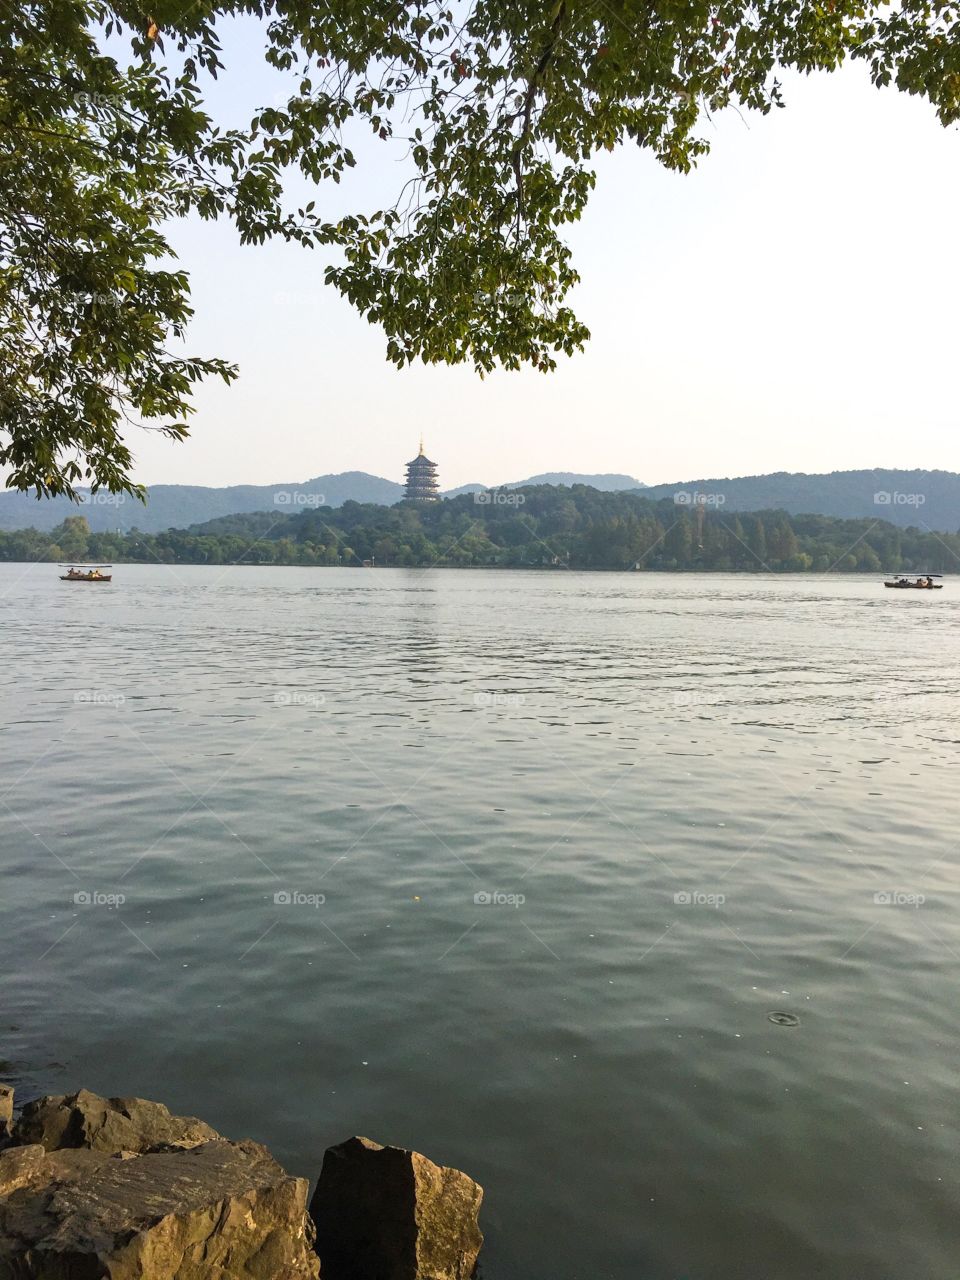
[3,487,956,574]
[0,561,937,578]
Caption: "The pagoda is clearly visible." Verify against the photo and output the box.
[403,438,440,502]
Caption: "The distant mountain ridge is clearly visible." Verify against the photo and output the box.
[637,469,959,532]
[0,466,957,533]
[0,472,401,533]
[0,470,645,532]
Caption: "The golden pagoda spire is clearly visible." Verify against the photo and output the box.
[418,435,425,456]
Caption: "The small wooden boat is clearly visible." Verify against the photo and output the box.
[59,564,113,583]
[883,573,943,589]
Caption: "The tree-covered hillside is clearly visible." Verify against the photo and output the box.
[3,486,958,575]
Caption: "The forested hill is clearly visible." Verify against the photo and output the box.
[4,484,958,574]
[638,469,960,532]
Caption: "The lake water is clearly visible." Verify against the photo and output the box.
[1,564,959,1279]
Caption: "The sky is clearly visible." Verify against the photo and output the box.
[120,21,960,491]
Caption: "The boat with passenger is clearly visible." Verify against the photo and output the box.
[59,564,113,583]
[883,573,943,590]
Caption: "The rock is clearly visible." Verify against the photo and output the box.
[0,1085,12,1144]
[311,1135,483,1280]
[0,1145,47,1196]
[12,1088,219,1155]
[0,1137,320,1278]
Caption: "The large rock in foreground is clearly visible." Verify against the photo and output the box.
[311,1135,483,1280]
[13,1088,219,1155]
[0,1137,320,1279]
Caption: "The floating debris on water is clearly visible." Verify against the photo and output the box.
[768,1011,800,1027]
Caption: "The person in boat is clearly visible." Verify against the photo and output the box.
[898,577,908,586]
[915,578,926,587]
[926,576,935,588]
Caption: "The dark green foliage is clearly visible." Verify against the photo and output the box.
[3,2,959,496]
[5,487,958,572]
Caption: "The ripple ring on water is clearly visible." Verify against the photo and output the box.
[768,1011,800,1027]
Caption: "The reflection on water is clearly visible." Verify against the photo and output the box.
[1,565,959,1279]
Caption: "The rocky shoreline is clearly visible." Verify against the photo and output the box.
[0,1086,483,1278]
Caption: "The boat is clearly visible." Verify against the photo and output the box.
[882,573,943,589]
[59,564,113,583]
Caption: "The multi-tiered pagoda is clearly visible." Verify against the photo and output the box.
[403,439,440,502]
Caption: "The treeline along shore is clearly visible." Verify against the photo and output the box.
[3,485,958,573]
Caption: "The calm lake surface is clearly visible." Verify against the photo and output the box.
[2,564,959,1279]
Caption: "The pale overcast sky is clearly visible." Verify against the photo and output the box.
[122,21,959,491]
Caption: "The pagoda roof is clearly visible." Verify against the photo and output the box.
[406,453,437,466]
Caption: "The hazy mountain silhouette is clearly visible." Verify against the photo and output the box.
[638,469,959,532]
[1,467,957,533]
[0,471,644,531]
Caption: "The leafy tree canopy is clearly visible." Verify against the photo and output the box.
[3,0,958,497]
